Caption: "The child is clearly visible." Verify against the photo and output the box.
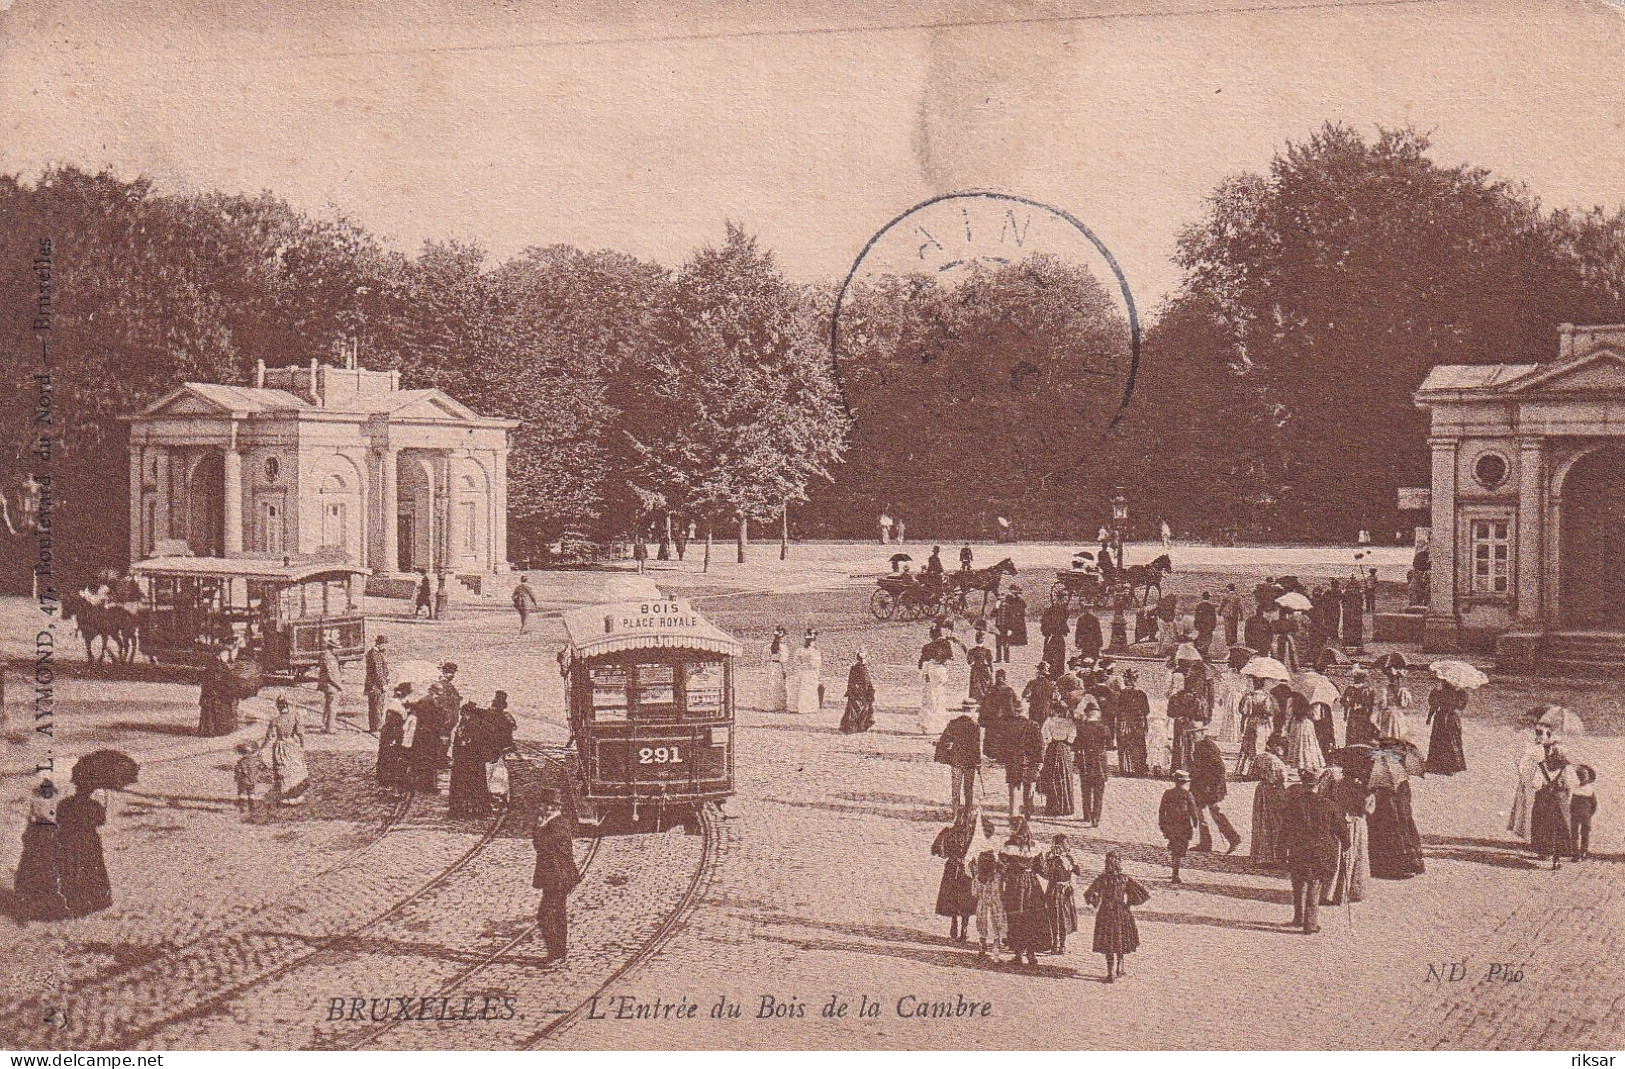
[1572,764,1597,862]
[1157,770,1200,884]
[970,848,1006,960]
[234,741,262,812]
[1083,850,1151,983]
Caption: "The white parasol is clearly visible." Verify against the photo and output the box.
[1242,655,1292,682]
[1294,670,1341,707]
[1275,591,1313,612]
[1429,659,1490,690]
[393,659,442,694]
[1536,705,1586,737]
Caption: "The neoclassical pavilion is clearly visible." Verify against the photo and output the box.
[126,358,517,576]
[1415,323,1625,650]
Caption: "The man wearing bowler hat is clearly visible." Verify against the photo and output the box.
[531,788,580,963]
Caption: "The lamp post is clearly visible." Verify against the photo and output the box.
[1107,487,1130,653]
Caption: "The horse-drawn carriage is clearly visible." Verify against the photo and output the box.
[1049,568,1131,610]
[127,556,368,678]
[868,558,1017,622]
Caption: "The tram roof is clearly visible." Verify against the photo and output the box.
[130,556,371,584]
[562,599,742,659]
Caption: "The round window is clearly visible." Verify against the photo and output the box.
[264,456,280,482]
[1474,452,1508,489]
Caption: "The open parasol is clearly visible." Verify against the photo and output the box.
[1374,738,1426,777]
[393,659,442,694]
[890,553,913,565]
[1327,744,1376,782]
[1373,652,1410,672]
[71,750,140,791]
[1241,655,1292,682]
[1534,705,1586,737]
[1429,659,1489,690]
[1294,670,1341,707]
[1275,591,1313,612]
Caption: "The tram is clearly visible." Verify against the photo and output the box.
[129,556,369,677]
[558,598,739,825]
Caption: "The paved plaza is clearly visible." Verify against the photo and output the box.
[1,543,1620,1050]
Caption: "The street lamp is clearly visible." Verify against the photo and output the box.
[1107,487,1130,653]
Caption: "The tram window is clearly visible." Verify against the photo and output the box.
[686,662,725,715]
[635,664,677,709]
[589,666,629,722]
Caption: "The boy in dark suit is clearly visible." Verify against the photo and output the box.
[1158,770,1200,884]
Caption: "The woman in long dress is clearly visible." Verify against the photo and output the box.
[1529,745,1578,869]
[1040,835,1080,954]
[1038,710,1078,817]
[1424,681,1468,775]
[15,780,69,920]
[56,785,113,917]
[262,697,311,806]
[999,820,1048,968]
[1374,668,1414,742]
[1235,676,1274,779]
[840,652,875,733]
[931,817,978,941]
[1083,850,1150,983]
[376,683,413,790]
[1367,749,1425,879]
[1283,693,1325,773]
[447,701,492,818]
[765,627,790,712]
[967,635,995,702]
[790,631,823,715]
[1322,765,1372,906]
[919,645,951,736]
[1507,725,1552,841]
[1249,738,1291,866]
[1210,666,1243,748]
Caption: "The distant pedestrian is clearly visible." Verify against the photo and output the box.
[1193,592,1218,653]
[531,788,579,963]
[1571,764,1597,862]
[318,634,344,734]
[1283,694,1325,774]
[1158,770,1200,884]
[1243,605,1272,657]
[414,569,433,618]
[1425,680,1468,775]
[1006,713,1044,819]
[1075,700,1111,826]
[633,535,648,574]
[765,626,790,712]
[511,576,538,633]
[996,587,1028,663]
[840,651,875,733]
[1281,767,1349,934]
[1340,580,1365,650]
[1074,609,1103,665]
[1364,569,1378,613]
[1374,667,1413,743]
[234,741,262,813]
[935,710,981,819]
[1219,585,1244,648]
[790,629,823,714]
[1160,520,1173,549]
[1341,666,1378,746]
[1113,670,1150,778]
[896,518,907,544]
[932,816,978,942]
[14,779,67,920]
[364,634,390,732]
[56,783,113,917]
[879,510,894,545]
[967,632,994,702]
[1040,601,1070,680]
[262,696,310,806]
[1083,851,1149,982]
[1190,726,1241,853]
[960,545,974,570]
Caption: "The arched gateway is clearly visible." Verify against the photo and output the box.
[1415,323,1625,656]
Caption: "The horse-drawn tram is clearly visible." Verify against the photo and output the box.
[557,599,739,826]
[129,556,368,676]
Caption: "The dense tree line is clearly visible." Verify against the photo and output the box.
[5,126,1625,589]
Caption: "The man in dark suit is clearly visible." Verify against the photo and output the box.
[1243,605,1273,657]
[1281,769,1350,934]
[363,634,390,733]
[1193,593,1218,654]
[1158,770,1200,884]
[531,787,580,962]
[1074,609,1104,664]
[1189,726,1241,853]
[937,711,981,819]
[1075,703,1112,826]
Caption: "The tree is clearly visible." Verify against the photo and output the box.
[628,224,848,563]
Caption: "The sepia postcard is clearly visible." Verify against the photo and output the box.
[1,0,1623,1054]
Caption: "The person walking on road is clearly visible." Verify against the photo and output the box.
[434,572,450,620]
[1190,726,1242,853]
[932,815,978,942]
[1075,700,1111,826]
[1083,850,1149,982]
[1158,770,1200,884]
[996,587,1028,664]
[363,634,390,732]
[936,710,982,819]
[263,696,311,806]
[1113,669,1150,778]
[531,788,579,963]
[1281,767,1349,934]
[840,651,875,733]
[765,626,790,712]
[1219,585,1245,648]
[790,629,824,714]
[511,575,538,633]
[318,634,344,734]
[414,569,433,618]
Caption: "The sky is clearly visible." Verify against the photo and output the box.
[2,0,1623,306]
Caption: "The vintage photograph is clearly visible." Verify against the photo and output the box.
[1,0,1623,1052]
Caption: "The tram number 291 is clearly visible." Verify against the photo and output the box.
[637,745,684,765]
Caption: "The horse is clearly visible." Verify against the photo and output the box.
[950,557,1018,616]
[61,591,142,664]
[1116,553,1173,606]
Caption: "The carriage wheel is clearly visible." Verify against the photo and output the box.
[869,588,898,621]
[1049,581,1071,606]
[900,594,926,622]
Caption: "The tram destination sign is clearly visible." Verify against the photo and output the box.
[610,600,702,633]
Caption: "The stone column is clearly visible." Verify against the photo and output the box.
[445,455,464,573]
[128,445,145,564]
[1424,436,1460,650]
[222,444,244,557]
[493,447,509,571]
[154,448,171,546]
[379,447,399,574]
[1516,437,1545,625]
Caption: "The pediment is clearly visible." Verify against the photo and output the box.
[134,386,233,419]
[389,391,481,421]
[1503,348,1625,394]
